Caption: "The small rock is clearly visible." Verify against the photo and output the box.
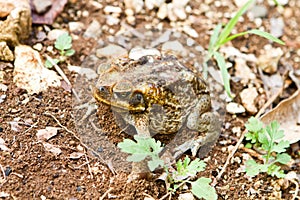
[32,43,43,51]
[258,45,283,74]
[150,30,171,47]
[183,25,199,38]
[157,3,168,19]
[68,65,98,80]
[129,47,161,60]
[106,15,120,26]
[68,22,85,33]
[145,0,164,10]
[249,5,268,18]
[104,5,122,14]
[124,0,144,13]
[162,40,187,56]
[178,192,195,200]
[83,20,102,39]
[226,102,246,114]
[0,94,6,103]
[234,0,252,7]
[270,17,284,38]
[240,87,258,114]
[0,42,14,61]
[33,0,52,14]
[234,58,256,84]
[47,29,68,41]
[96,44,128,58]
[186,38,195,46]
[0,83,7,92]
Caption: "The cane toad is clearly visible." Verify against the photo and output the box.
[93,53,220,175]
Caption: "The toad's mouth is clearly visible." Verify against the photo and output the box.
[92,86,146,112]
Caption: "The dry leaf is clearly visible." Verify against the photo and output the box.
[43,142,62,155]
[69,152,85,159]
[0,137,10,152]
[36,127,59,141]
[260,90,300,144]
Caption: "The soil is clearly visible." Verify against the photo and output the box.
[1,0,299,199]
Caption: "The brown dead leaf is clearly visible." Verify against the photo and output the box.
[31,0,68,24]
[42,142,62,155]
[69,152,85,159]
[260,90,300,144]
[36,127,59,141]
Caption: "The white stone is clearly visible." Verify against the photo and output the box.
[47,29,68,41]
[129,47,161,60]
[183,25,199,38]
[240,87,258,114]
[104,5,122,13]
[162,40,187,56]
[106,15,120,26]
[157,3,168,19]
[68,21,85,32]
[96,44,128,58]
[226,102,246,114]
[178,192,195,200]
[32,43,43,51]
[83,20,102,39]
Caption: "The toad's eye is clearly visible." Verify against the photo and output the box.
[130,92,144,105]
[98,86,109,94]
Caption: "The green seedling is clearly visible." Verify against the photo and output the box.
[204,0,285,98]
[244,117,291,178]
[45,33,75,68]
[118,135,217,200]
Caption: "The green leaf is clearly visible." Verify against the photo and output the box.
[191,178,217,200]
[217,0,254,45]
[247,29,285,45]
[275,153,291,164]
[271,140,290,153]
[65,49,75,56]
[148,158,164,171]
[213,51,232,98]
[245,117,263,133]
[55,33,73,51]
[173,157,206,182]
[267,164,286,178]
[245,159,268,177]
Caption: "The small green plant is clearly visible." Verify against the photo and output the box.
[45,32,75,68]
[118,135,217,200]
[244,117,291,178]
[204,0,285,97]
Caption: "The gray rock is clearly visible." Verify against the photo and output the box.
[68,22,85,33]
[33,0,52,14]
[270,17,284,38]
[129,47,161,60]
[162,40,187,56]
[249,5,268,18]
[96,44,128,58]
[83,20,102,39]
[47,29,68,41]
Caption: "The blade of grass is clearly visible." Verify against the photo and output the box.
[208,23,222,54]
[213,51,232,98]
[247,29,285,45]
[217,0,254,46]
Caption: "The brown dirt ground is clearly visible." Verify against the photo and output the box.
[1,0,300,199]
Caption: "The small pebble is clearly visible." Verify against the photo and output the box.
[33,43,43,51]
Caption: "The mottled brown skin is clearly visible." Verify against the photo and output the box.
[93,54,220,179]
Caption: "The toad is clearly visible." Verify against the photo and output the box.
[93,53,221,178]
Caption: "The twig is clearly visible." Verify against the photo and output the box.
[99,187,113,200]
[84,153,93,179]
[216,130,246,180]
[45,54,80,101]
[43,111,115,174]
